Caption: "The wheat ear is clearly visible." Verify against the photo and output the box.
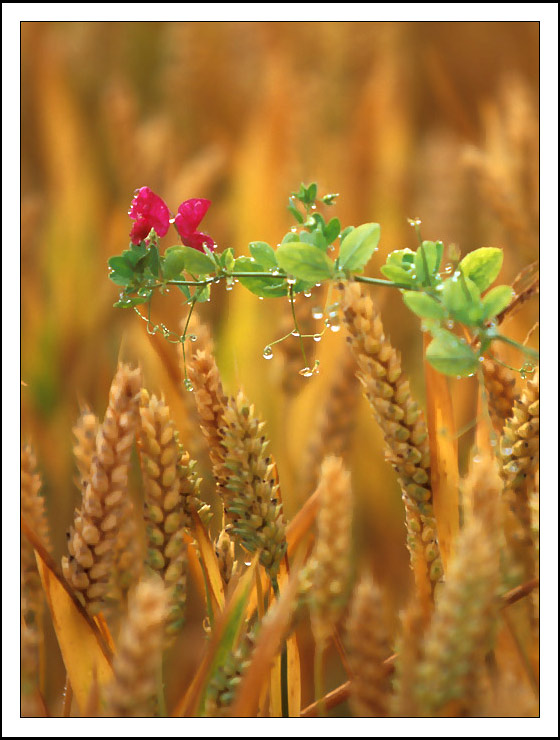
[220,391,287,577]
[346,573,392,717]
[204,629,257,716]
[339,281,442,601]
[105,576,169,717]
[62,363,142,615]
[300,343,360,496]
[481,357,517,434]
[72,406,99,490]
[500,369,539,582]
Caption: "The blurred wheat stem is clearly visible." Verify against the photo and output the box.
[299,576,538,718]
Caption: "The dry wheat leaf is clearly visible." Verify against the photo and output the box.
[183,530,208,602]
[191,509,226,613]
[229,565,301,717]
[172,558,258,717]
[423,333,460,568]
[23,518,114,716]
[270,632,301,717]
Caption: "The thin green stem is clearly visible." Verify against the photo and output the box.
[492,333,539,361]
[156,655,167,717]
[353,275,411,289]
[289,284,309,369]
[271,577,289,718]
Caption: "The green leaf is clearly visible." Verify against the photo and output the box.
[403,291,446,320]
[481,285,514,321]
[281,232,299,244]
[147,245,160,277]
[181,247,217,276]
[338,222,380,272]
[458,248,503,292]
[380,264,417,286]
[434,240,444,273]
[108,255,134,277]
[387,249,415,268]
[299,230,328,252]
[414,241,439,286]
[287,201,304,223]
[249,242,278,270]
[426,330,479,377]
[193,283,211,302]
[233,256,289,298]
[276,241,335,283]
[324,217,341,244]
[162,251,186,280]
[307,183,317,202]
[441,274,483,324]
[222,247,236,273]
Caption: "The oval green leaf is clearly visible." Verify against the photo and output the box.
[249,242,277,270]
[338,222,380,272]
[426,330,479,377]
[403,291,447,320]
[441,273,482,324]
[276,241,335,283]
[162,250,186,280]
[380,263,416,286]
[458,247,503,292]
[481,284,514,321]
[180,246,217,276]
[414,241,439,286]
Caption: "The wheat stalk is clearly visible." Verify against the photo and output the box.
[105,576,169,717]
[62,363,142,615]
[220,391,287,577]
[339,281,442,602]
[346,573,392,717]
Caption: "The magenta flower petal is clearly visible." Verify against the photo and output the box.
[180,230,216,253]
[176,198,212,234]
[128,186,171,244]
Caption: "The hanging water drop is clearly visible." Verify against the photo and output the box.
[183,378,194,392]
[303,290,312,298]
[258,296,264,300]
[312,307,323,320]
[291,329,300,337]
[446,319,455,329]
[313,333,322,343]
[263,346,274,360]
[299,367,314,377]
[189,334,197,342]
[286,275,297,285]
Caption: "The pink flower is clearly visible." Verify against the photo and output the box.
[128,186,171,244]
[174,198,215,252]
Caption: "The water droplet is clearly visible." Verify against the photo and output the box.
[312,307,323,320]
[473,454,482,463]
[290,227,297,233]
[258,296,264,301]
[310,204,316,210]
[225,283,233,291]
[329,316,341,333]
[286,275,297,285]
[315,283,322,288]
[478,356,485,362]
[299,367,314,377]
[291,330,300,337]
[271,269,280,276]
[303,290,312,298]
[183,378,194,392]
[313,333,322,343]
[189,334,197,342]
[446,320,455,329]
[263,346,273,360]
[501,447,513,456]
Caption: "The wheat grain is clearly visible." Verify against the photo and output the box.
[481,357,517,434]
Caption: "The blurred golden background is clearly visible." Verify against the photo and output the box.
[21,21,539,712]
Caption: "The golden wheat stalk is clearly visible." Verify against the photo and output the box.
[346,573,392,717]
[220,391,287,577]
[105,576,169,717]
[137,390,193,638]
[72,406,99,491]
[62,363,142,615]
[299,343,360,496]
[339,281,442,601]
[500,369,539,582]
[303,456,353,647]
[412,515,500,717]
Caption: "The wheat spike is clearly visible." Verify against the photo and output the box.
[412,516,500,716]
[304,456,353,647]
[339,281,442,600]
[204,629,257,716]
[299,343,360,496]
[481,357,517,434]
[346,573,392,717]
[72,406,99,491]
[137,390,191,639]
[214,528,239,586]
[220,391,287,577]
[500,369,539,582]
[105,576,169,717]
[187,347,228,480]
[62,363,142,615]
